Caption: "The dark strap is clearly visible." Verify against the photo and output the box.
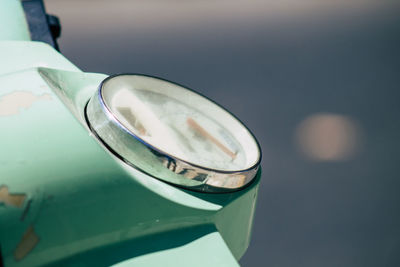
[21,0,61,51]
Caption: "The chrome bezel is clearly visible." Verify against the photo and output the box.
[86,74,262,193]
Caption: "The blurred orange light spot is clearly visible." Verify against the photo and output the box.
[295,113,360,161]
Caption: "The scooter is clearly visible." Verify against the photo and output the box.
[0,0,262,266]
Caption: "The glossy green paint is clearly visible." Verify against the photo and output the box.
[0,6,261,267]
[112,230,240,267]
[0,0,30,41]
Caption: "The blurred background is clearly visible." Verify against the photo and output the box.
[45,0,400,266]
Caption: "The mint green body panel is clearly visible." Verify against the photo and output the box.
[0,5,261,266]
[112,231,240,267]
[0,0,30,41]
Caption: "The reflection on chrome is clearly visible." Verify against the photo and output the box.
[85,74,261,192]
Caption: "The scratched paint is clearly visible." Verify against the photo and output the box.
[0,186,26,208]
[14,226,39,261]
[0,91,52,116]
[20,199,32,221]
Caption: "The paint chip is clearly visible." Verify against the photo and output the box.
[0,186,26,208]
[0,91,52,116]
[14,226,39,261]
